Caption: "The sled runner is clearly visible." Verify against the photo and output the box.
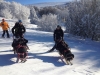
[55,38,74,65]
[12,37,29,54]
[11,36,29,63]
[16,45,28,63]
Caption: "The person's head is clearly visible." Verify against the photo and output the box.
[2,19,5,22]
[56,25,61,30]
[18,20,22,25]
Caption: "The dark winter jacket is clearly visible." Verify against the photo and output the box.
[12,39,19,47]
[12,22,26,35]
[17,38,28,46]
[12,38,28,47]
[54,28,64,41]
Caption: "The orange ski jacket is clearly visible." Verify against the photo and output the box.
[0,21,9,30]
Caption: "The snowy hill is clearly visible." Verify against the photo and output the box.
[28,2,66,7]
[0,18,100,75]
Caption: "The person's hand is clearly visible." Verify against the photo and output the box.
[61,37,64,40]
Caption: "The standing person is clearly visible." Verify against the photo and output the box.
[48,25,64,52]
[0,19,10,38]
[12,20,26,38]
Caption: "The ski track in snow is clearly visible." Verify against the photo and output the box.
[0,19,100,75]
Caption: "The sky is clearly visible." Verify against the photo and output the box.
[5,0,74,5]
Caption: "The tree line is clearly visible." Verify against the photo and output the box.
[0,0,100,41]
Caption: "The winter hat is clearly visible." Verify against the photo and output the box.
[2,19,5,21]
[18,20,22,23]
[57,25,61,28]
[57,25,61,29]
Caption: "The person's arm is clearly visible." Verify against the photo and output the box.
[60,29,64,40]
[12,22,18,34]
[23,26,26,33]
[0,22,3,27]
[12,26,15,34]
[0,23,1,26]
[24,39,28,43]
[61,29,64,38]
[53,30,56,41]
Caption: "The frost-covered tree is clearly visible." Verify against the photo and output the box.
[36,13,58,32]
[55,6,69,26]
[39,6,57,17]
[0,1,30,20]
[65,0,100,41]
[10,1,30,20]
[0,1,12,18]
[29,6,38,24]
[28,0,100,40]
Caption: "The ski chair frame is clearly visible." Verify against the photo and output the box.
[57,40,74,61]
[17,52,27,62]
[13,46,18,54]
[12,39,18,54]
[12,40,29,54]
[16,44,28,62]
[13,45,28,54]
[58,47,74,65]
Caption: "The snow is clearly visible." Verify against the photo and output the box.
[0,18,100,75]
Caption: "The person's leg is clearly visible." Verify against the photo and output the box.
[2,30,5,37]
[6,30,10,38]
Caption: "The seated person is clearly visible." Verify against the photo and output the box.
[56,38,74,60]
[55,38,70,56]
[17,37,29,50]
[12,37,29,54]
[17,45,27,62]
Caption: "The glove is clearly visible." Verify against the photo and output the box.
[60,37,63,41]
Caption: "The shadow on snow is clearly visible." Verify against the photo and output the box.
[0,53,15,66]
[28,52,66,67]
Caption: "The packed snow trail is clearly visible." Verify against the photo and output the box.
[0,21,100,75]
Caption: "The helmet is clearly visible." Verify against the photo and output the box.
[57,25,61,29]
[18,20,22,23]
[57,25,60,27]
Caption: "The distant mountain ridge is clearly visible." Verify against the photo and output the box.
[28,2,66,7]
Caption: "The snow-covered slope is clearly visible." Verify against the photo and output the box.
[0,18,100,75]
